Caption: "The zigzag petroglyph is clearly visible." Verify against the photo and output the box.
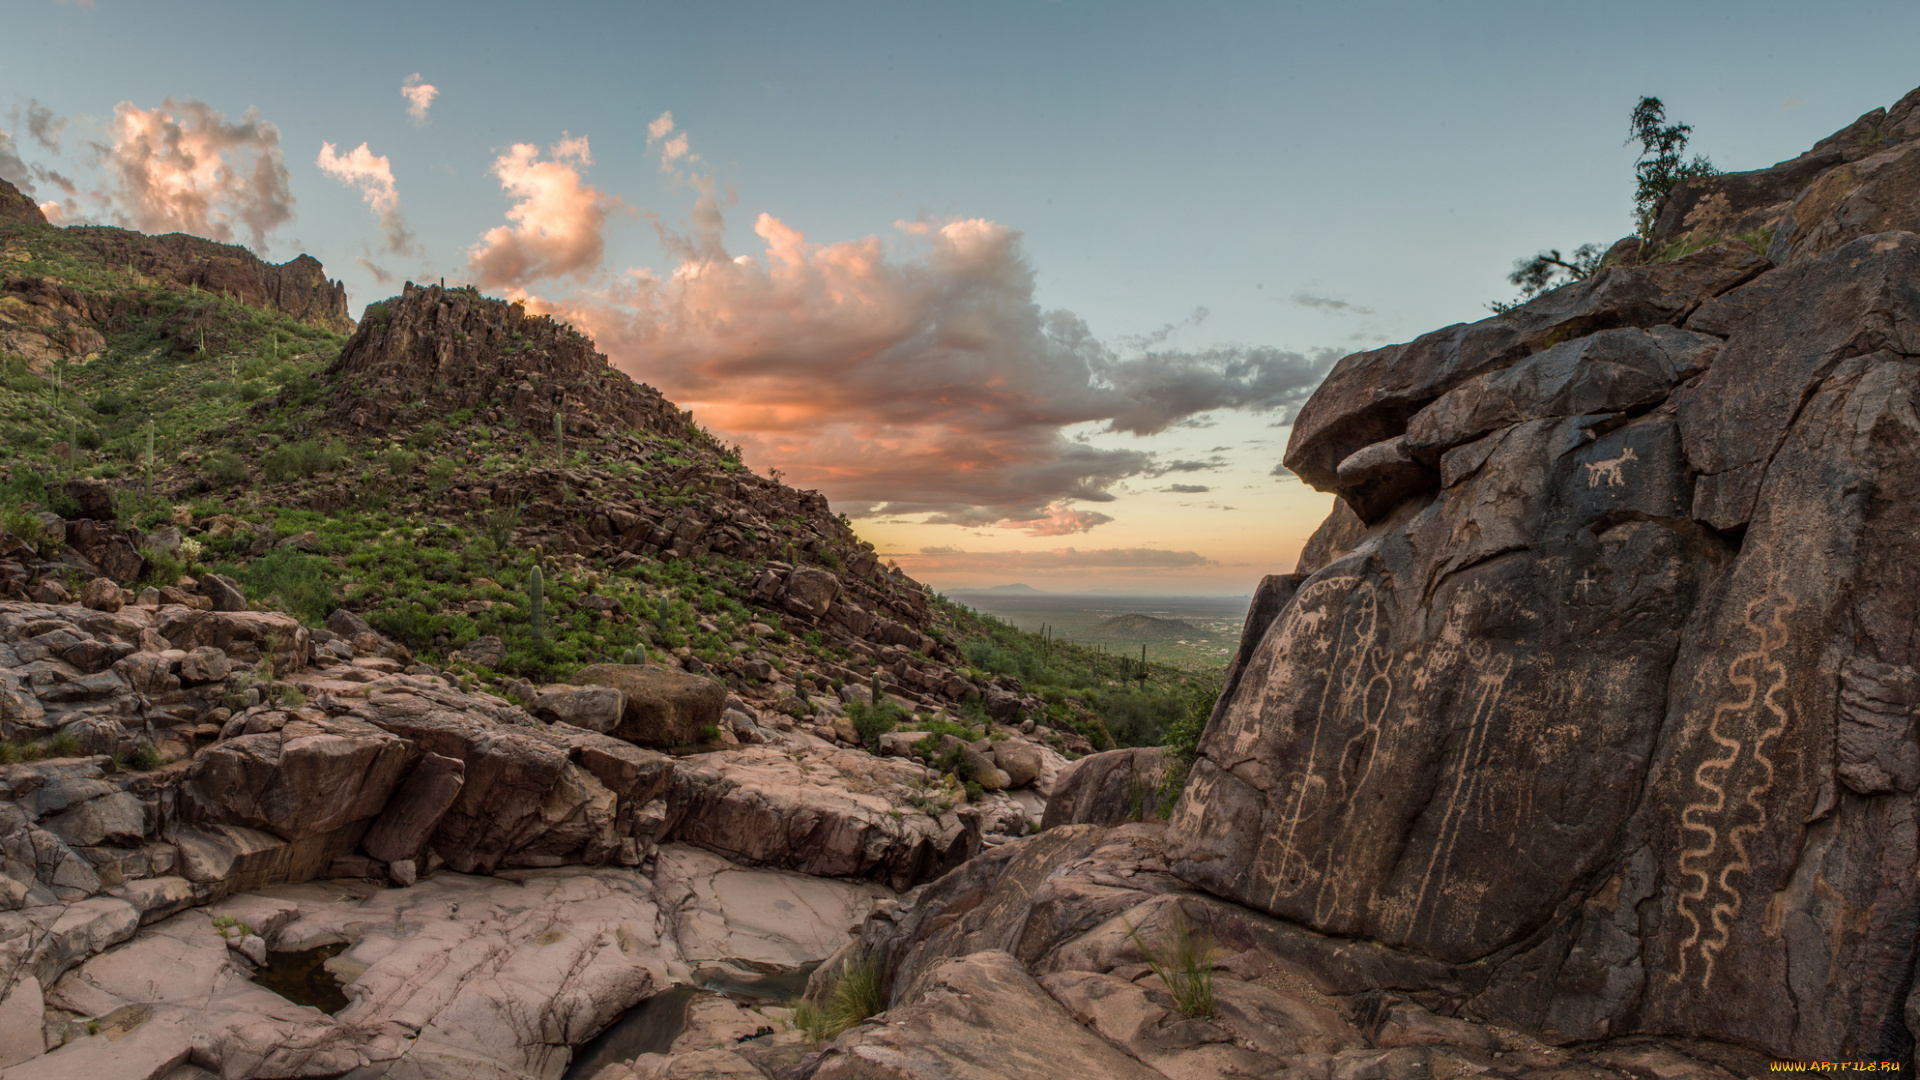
[1671,590,1798,990]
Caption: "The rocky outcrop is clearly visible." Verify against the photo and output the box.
[760,824,1754,1080]
[0,177,44,225]
[326,281,687,438]
[571,664,724,747]
[1170,90,1920,1064]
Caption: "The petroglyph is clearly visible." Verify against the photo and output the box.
[1379,648,1516,944]
[1584,446,1639,488]
[1671,590,1799,990]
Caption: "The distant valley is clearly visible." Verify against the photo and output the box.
[943,589,1248,669]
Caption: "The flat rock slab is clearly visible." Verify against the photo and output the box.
[19,860,886,1080]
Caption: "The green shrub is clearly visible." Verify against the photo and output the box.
[426,458,456,491]
[381,448,418,474]
[202,454,249,487]
[261,440,345,483]
[363,301,392,327]
[231,548,333,624]
[845,699,906,749]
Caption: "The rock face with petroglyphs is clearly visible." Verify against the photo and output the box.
[1170,87,1920,1063]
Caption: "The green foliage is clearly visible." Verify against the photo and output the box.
[1487,244,1606,314]
[261,440,346,483]
[201,453,249,487]
[1629,95,1717,237]
[699,723,722,742]
[211,914,256,939]
[127,739,164,771]
[1158,684,1214,804]
[845,698,906,749]
[426,457,457,491]
[363,301,393,327]
[229,547,333,624]
[1127,911,1215,1018]
[529,564,546,650]
[381,448,418,474]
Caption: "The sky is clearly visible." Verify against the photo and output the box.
[4,1,1918,594]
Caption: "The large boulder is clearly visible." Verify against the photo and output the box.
[659,745,980,890]
[180,714,410,842]
[780,566,841,618]
[1168,220,1920,1060]
[1042,747,1168,829]
[571,663,725,747]
[157,609,311,674]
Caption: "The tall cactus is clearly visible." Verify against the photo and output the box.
[871,670,881,707]
[529,565,546,649]
[554,410,564,465]
[619,643,647,665]
[144,418,155,501]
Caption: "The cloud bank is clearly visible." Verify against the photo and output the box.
[95,98,294,249]
[402,74,438,125]
[316,141,415,254]
[533,206,1332,528]
[469,135,624,288]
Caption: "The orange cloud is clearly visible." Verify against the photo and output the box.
[529,206,1329,527]
[402,74,438,125]
[96,98,294,249]
[468,135,623,288]
[316,141,415,254]
[38,201,65,224]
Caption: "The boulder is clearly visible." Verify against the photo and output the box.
[991,739,1042,788]
[63,477,116,521]
[452,634,507,668]
[157,609,310,674]
[780,566,841,618]
[177,645,230,684]
[195,573,246,613]
[530,682,625,732]
[359,752,466,864]
[180,714,410,842]
[1043,748,1168,829]
[79,577,122,613]
[659,745,980,890]
[571,664,725,748]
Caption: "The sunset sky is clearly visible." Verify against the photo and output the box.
[5,1,1918,593]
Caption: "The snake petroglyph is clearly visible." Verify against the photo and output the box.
[1670,591,1798,990]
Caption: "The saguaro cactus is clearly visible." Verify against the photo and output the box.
[529,565,546,649]
[619,644,647,665]
[871,670,882,707]
[554,411,565,465]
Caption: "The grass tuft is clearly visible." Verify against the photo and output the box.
[1127,910,1215,1019]
[796,953,886,1043]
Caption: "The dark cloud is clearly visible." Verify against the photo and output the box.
[1148,459,1225,475]
[1164,484,1210,493]
[26,102,64,153]
[1291,290,1374,316]
[0,127,31,195]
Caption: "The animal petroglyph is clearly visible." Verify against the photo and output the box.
[1584,446,1639,488]
[1670,591,1799,990]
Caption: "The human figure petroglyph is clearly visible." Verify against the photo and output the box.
[1671,591,1799,990]
[1584,446,1639,488]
